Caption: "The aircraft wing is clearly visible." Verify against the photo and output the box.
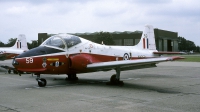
[0,65,15,70]
[0,64,18,74]
[87,56,184,71]
[153,51,183,54]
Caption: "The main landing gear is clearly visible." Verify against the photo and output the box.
[107,67,124,86]
[66,74,79,81]
[36,74,47,87]
[8,69,11,74]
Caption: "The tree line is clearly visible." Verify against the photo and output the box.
[0,38,38,49]
[177,36,200,52]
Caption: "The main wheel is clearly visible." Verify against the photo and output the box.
[38,78,47,87]
[109,74,124,86]
[67,74,78,81]
[8,69,11,74]
[110,74,116,83]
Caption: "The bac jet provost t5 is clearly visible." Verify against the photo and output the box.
[12,25,184,87]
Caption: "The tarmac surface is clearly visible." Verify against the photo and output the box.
[0,61,200,112]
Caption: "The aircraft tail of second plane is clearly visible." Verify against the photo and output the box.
[11,34,28,51]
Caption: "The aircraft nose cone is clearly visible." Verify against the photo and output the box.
[12,58,19,65]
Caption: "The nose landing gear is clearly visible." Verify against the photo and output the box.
[36,74,47,87]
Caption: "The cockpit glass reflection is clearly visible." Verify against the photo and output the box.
[44,37,65,49]
[42,34,82,49]
[63,35,81,48]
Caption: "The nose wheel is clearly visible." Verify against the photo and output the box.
[36,74,47,87]
[37,78,47,87]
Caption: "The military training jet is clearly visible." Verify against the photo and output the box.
[12,25,183,87]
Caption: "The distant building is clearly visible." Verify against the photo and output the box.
[38,28,179,51]
[154,29,178,51]
[38,33,54,46]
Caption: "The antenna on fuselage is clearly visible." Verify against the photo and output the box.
[101,41,104,45]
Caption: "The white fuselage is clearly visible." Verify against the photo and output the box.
[0,47,25,60]
[55,37,158,60]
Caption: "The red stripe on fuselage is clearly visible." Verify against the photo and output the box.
[143,38,145,49]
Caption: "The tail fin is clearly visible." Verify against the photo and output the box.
[11,34,28,51]
[136,25,156,50]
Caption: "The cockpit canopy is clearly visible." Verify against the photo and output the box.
[41,34,82,49]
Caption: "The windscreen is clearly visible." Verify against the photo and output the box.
[43,37,66,49]
[42,34,82,49]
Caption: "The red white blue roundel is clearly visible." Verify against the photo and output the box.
[123,53,130,60]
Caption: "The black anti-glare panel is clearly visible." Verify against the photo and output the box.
[16,46,64,58]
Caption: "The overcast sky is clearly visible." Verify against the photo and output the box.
[0,0,200,46]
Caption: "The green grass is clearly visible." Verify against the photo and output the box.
[177,55,200,62]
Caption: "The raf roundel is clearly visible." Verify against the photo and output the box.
[123,53,130,60]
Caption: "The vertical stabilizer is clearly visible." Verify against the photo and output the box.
[11,34,28,51]
[136,25,156,50]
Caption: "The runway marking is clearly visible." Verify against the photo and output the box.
[121,78,140,81]
[134,78,140,80]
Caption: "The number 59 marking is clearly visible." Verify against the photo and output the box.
[26,57,34,63]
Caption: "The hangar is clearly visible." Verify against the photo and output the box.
[38,28,179,52]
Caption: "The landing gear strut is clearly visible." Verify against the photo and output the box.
[107,67,124,86]
[36,74,47,87]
